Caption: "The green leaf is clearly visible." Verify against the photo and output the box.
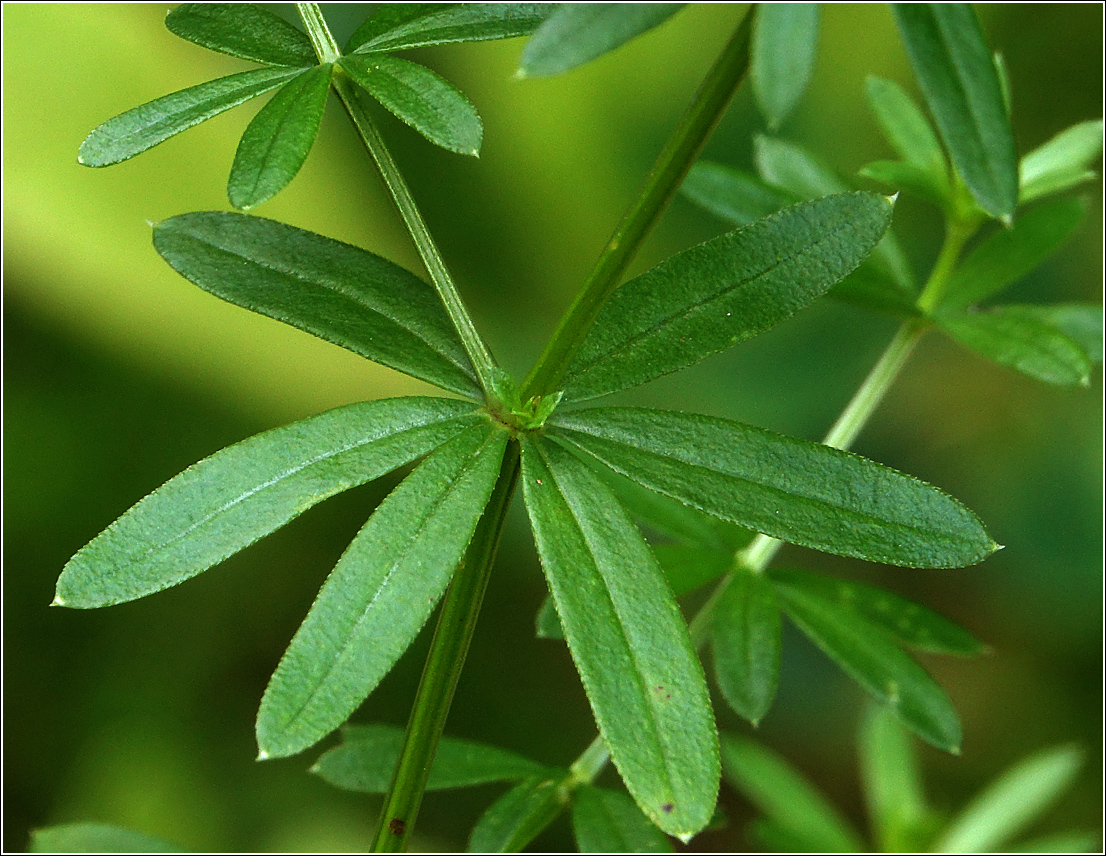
[721,734,865,852]
[468,775,569,853]
[892,4,1018,220]
[1020,120,1103,205]
[78,67,305,167]
[859,160,950,209]
[153,212,482,399]
[769,568,987,656]
[519,4,684,78]
[771,577,961,752]
[829,264,922,319]
[711,569,781,725]
[55,398,480,609]
[1013,831,1101,853]
[520,436,719,839]
[562,193,894,402]
[227,63,333,209]
[29,823,181,854]
[349,4,553,55]
[340,55,482,156]
[1012,303,1103,362]
[940,196,1087,309]
[866,77,949,182]
[165,3,317,67]
[572,786,674,853]
[751,3,819,130]
[256,423,508,758]
[681,161,795,226]
[859,705,932,853]
[311,723,550,792]
[935,306,1092,387]
[548,407,997,568]
[935,745,1085,853]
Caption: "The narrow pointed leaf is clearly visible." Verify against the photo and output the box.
[935,306,1092,387]
[153,212,481,398]
[519,4,684,78]
[78,67,305,167]
[681,161,795,226]
[468,775,569,853]
[711,569,781,725]
[340,55,482,156]
[257,423,508,758]
[563,193,894,402]
[520,436,719,839]
[752,3,820,130]
[349,3,553,54]
[228,63,333,209]
[721,734,865,852]
[860,706,931,853]
[573,786,674,853]
[1020,120,1103,205]
[165,3,317,67]
[311,723,550,792]
[769,568,987,656]
[865,77,949,183]
[892,4,1018,220]
[1013,304,1103,362]
[55,398,480,609]
[935,745,1084,853]
[548,407,997,568]
[772,577,961,751]
[30,823,181,854]
[941,196,1086,309]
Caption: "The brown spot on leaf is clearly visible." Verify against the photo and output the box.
[388,818,406,836]
[662,803,674,813]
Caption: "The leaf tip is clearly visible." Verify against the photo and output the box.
[676,832,695,846]
[885,191,900,207]
[50,594,66,607]
[514,67,529,80]
[256,749,271,762]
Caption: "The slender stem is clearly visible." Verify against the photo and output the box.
[296,3,340,63]
[520,7,756,400]
[916,216,977,313]
[568,736,611,786]
[372,444,521,852]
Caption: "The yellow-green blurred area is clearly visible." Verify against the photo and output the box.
[4,3,1101,851]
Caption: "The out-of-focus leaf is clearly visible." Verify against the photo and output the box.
[935,745,1085,853]
[311,723,550,792]
[549,407,997,569]
[859,705,931,853]
[1012,304,1103,362]
[711,569,781,725]
[153,212,482,398]
[54,398,480,609]
[468,776,570,853]
[572,786,674,853]
[78,67,305,167]
[892,4,1018,220]
[829,265,922,318]
[340,55,482,156]
[1012,831,1101,853]
[721,734,864,852]
[227,63,333,209]
[752,3,819,130]
[30,823,180,853]
[519,4,684,78]
[681,161,794,226]
[256,423,508,759]
[165,3,317,67]
[935,307,1092,387]
[772,578,962,752]
[865,76,949,184]
[859,160,949,209]
[562,193,894,402]
[349,3,553,54]
[520,436,718,839]
[1019,120,1103,205]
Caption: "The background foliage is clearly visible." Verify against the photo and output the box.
[4,3,1101,851]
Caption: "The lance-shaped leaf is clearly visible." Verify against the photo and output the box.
[548,408,997,569]
[30,823,181,854]
[1020,120,1104,205]
[860,706,931,853]
[772,576,961,752]
[256,422,509,759]
[1013,304,1103,362]
[866,76,949,185]
[519,4,685,78]
[572,786,674,853]
[893,4,1018,220]
[711,569,781,725]
[311,723,550,792]
[562,193,894,402]
[228,63,333,209]
[769,568,987,656]
[153,212,482,399]
[340,55,482,156]
[55,397,480,609]
[752,3,820,130]
[165,3,317,67]
[934,745,1084,853]
[682,161,796,226]
[940,196,1086,309]
[721,734,865,852]
[520,436,719,839]
[468,775,570,853]
[78,67,305,167]
[935,307,1092,387]
[348,3,553,54]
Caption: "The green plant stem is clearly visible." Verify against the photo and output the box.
[520,7,756,401]
[371,444,521,852]
[916,216,977,313]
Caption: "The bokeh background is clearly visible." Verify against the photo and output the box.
[4,3,1101,851]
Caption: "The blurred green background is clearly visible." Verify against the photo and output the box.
[4,3,1101,851]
